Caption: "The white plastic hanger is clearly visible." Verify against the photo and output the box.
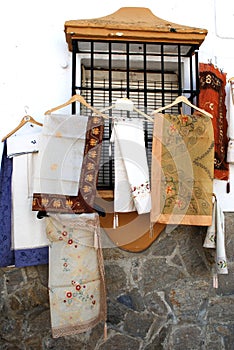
[44,94,108,119]
[151,96,213,119]
[101,97,154,122]
[1,115,43,142]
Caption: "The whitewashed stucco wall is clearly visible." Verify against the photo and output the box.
[0,0,234,210]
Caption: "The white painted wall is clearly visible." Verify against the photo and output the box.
[1,0,234,210]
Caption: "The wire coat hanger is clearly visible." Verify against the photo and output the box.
[1,115,43,142]
[151,95,213,119]
[44,94,108,119]
[100,97,154,122]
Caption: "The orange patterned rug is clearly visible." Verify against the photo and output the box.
[199,63,229,181]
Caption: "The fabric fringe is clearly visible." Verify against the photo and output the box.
[213,273,219,289]
[113,213,119,229]
[104,322,108,341]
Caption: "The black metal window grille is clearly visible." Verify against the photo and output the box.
[71,40,200,190]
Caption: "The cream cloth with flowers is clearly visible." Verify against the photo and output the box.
[203,196,228,275]
[111,118,151,214]
[46,213,106,338]
[33,114,88,196]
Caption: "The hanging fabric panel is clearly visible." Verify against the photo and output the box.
[151,112,214,226]
[32,115,104,213]
[198,63,229,180]
[46,213,106,338]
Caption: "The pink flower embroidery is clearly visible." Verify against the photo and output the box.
[62,231,68,236]
[68,239,73,245]
[76,284,81,291]
[169,124,176,133]
[176,199,183,208]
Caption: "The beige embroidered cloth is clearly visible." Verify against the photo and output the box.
[46,213,106,338]
[151,113,214,226]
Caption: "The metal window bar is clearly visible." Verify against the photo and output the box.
[71,40,200,190]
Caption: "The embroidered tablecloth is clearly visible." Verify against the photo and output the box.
[151,113,214,226]
[46,213,106,338]
[32,115,104,213]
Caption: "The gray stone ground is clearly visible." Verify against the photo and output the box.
[0,213,234,349]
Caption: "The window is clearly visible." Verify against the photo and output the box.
[71,40,200,190]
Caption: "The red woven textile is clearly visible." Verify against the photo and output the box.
[199,63,229,180]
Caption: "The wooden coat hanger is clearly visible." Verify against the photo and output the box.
[151,95,213,119]
[44,94,108,119]
[228,77,234,83]
[100,97,154,122]
[1,115,43,142]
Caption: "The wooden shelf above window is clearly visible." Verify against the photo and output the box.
[64,7,208,51]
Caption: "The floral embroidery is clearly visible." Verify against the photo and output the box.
[175,199,183,208]
[217,258,227,270]
[76,284,81,291]
[53,200,61,209]
[62,258,70,272]
[181,115,189,124]
[65,199,73,208]
[89,139,97,147]
[87,162,95,170]
[86,174,94,182]
[169,124,177,133]
[83,185,91,193]
[92,127,100,135]
[166,185,174,195]
[66,291,72,298]
[41,198,49,207]
[131,181,150,199]
[63,280,97,307]
[89,150,97,158]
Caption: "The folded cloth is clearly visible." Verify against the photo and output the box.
[6,123,41,158]
[32,115,104,213]
[111,118,151,214]
[151,113,214,226]
[46,213,106,338]
[203,196,228,274]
